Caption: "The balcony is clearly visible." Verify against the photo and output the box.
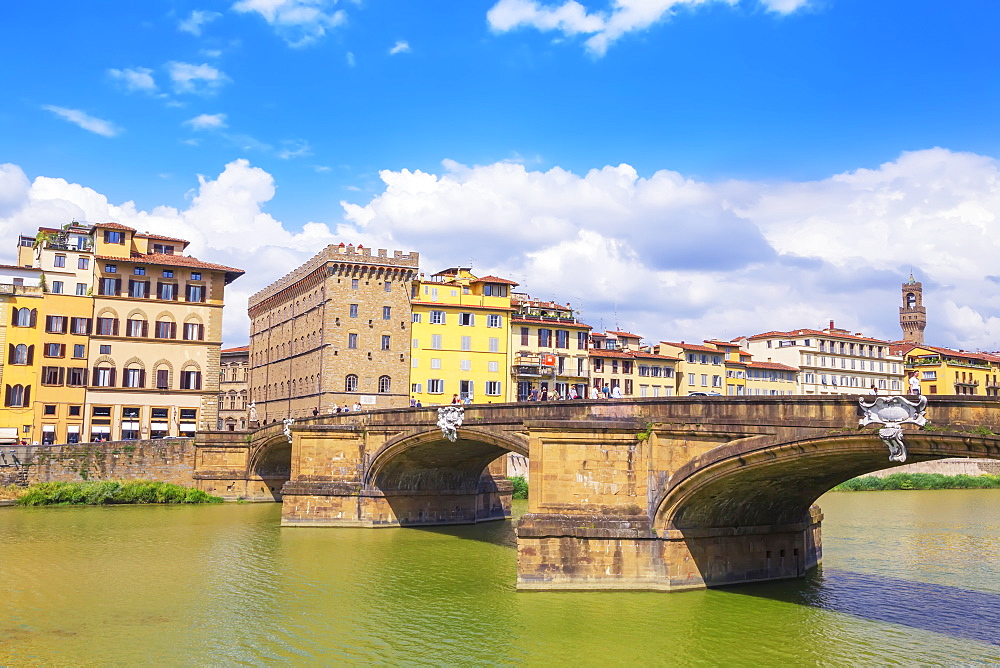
[0,284,43,297]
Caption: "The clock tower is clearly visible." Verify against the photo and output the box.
[899,274,926,343]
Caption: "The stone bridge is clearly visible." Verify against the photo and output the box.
[192,396,1000,591]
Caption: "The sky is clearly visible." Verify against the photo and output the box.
[1,0,999,350]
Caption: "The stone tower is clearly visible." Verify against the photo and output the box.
[899,273,927,343]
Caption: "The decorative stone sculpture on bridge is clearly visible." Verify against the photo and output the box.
[858,394,928,462]
[436,405,464,442]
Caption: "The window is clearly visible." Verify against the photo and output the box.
[431,358,441,369]
[44,404,57,415]
[104,230,124,244]
[539,329,552,347]
[183,322,204,340]
[43,343,64,357]
[431,334,442,350]
[383,306,391,320]
[384,281,391,292]
[67,368,87,386]
[154,321,175,339]
[123,368,145,388]
[430,310,446,324]
[488,361,499,373]
[70,317,91,335]
[461,336,472,351]
[190,272,201,280]
[179,409,197,436]
[381,335,391,350]
[126,319,147,337]
[486,381,502,396]
[45,315,67,333]
[4,384,29,407]
[76,283,87,295]
[186,285,204,302]
[134,267,145,276]
[922,371,937,380]
[427,379,444,394]
[72,344,85,358]
[156,369,169,389]
[556,330,569,348]
[411,383,423,393]
[411,313,422,323]
[99,345,111,354]
[459,313,475,326]
[460,359,472,371]
[577,332,588,350]
[351,278,359,289]
[51,281,64,294]
[345,374,358,392]
[78,257,89,270]
[99,277,120,296]
[348,333,358,349]
[163,269,174,278]
[701,374,708,386]
[129,280,148,298]
[713,375,723,387]
[93,367,115,387]
[13,307,35,327]
[484,314,502,328]
[95,317,119,336]
[105,264,117,273]
[378,375,391,393]
[41,367,64,385]
[157,282,176,300]
[483,283,508,297]
[521,327,530,345]
[489,337,499,353]
[350,304,359,318]
[180,369,202,390]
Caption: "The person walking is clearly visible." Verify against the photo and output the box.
[908,371,921,396]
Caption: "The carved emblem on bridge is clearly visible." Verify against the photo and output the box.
[858,395,928,462]
[282,418,295,444]
[436,406,464,442]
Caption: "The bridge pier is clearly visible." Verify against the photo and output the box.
[516,507,822,591]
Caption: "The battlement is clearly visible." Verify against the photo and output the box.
[249,244,419,307]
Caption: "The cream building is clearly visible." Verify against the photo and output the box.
[218,345,249,430]
[509,294,591,401]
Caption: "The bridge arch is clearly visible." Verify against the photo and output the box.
[654,431,1000,532]
[248,433,293,501]
[365,426,528,492]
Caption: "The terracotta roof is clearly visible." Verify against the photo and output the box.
[137,233,190,245]
[903,343,998,364]
[746,361,799,371]
[659,341,721,354]
[475,275,519,286]
[222,345,249,353]
[747,328,891,345]
[0,264,41,272]
[94,222,136,231]
[631,351,678,361]
[606,330,642,339]
[96,252,244,277]
[724,359,748,366]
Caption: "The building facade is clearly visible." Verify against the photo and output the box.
[740,321,904,395]
[1,222,243,444]
[591,331,677,398]
[898,343,1000,396]
[409,268,514,405]
[248,244,418,421]
[218,345,249,430]
[509,294,591,401]
[1,265,44,442]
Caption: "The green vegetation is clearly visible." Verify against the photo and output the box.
[833,473,1000,492]
[510,475,528,499]
[15,481,223,506]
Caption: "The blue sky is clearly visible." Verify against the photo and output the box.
[1,0,999,349]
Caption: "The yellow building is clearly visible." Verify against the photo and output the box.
[744,361,799,396]
[655,341,727,395]
[590,331,677,398]
[705,339,750,396]
[898,343,1000,396]
[0,265,44,441]
[409,268,514,405]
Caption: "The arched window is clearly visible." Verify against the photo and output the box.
[906,292,916,308]
[14,308,34,327]
[12,344,28,365]
[345,374,358,392]
[378,375,391,393]
[5,384,29,407]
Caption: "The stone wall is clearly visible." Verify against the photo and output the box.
[869,457,1000,477]
[6,438,197,486]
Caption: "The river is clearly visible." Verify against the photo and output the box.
[2,490,999,665]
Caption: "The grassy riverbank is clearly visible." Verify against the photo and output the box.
[510,476,528,499]
[2,481,223,506]
[833,473,1000,492]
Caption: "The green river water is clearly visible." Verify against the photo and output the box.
[2,490,1000,665]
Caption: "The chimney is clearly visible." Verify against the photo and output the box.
[829,320,835,330]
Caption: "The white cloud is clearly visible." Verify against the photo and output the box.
[184,113,229,130]
[388,40,411,55]
[346,51,356,66]
[277,140,312,159]
[108,67,158,93]
[2,148,999,351]
[41,105,122,137]
[179,10,222,35]
[487,0,810,56]
[232,0,347,47]
[167,62,230,95]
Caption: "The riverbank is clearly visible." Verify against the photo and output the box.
[833,472,1000,491]
[2,481,223,506]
